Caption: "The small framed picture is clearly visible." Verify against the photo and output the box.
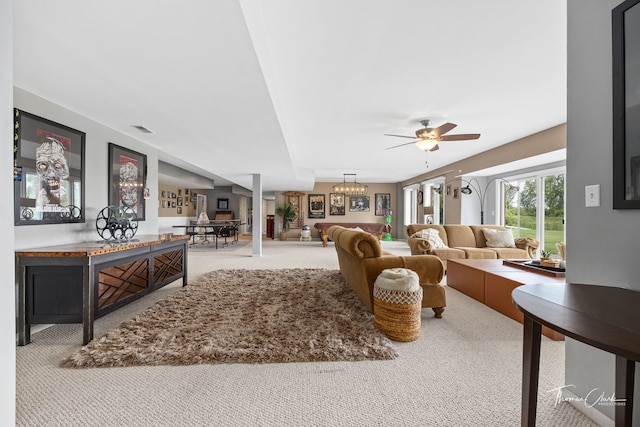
[375,193,391,216]
[349,196,370,212]
[177,207,182,215]
[217,198,229,209]
[308,194,325,219]
[330,193,345,216]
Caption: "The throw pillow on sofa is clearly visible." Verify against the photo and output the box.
[482,228,516,248]
[411,229,447,249]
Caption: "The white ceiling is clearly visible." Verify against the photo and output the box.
[12,0,567,192]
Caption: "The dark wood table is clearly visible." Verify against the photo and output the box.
[512,283,640,426]
[15,235,189,345]
[174,221,241,248]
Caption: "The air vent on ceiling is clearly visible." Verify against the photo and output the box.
[132,125,154,134]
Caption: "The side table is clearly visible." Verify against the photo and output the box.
[512,283,640,426]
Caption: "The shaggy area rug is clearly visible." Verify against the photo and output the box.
[61,269,398,368]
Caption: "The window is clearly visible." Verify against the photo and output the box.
[502,169,565,255]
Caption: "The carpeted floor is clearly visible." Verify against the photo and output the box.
[16,239,600,426]
[62,269,397,368]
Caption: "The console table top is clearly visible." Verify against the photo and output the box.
[15,234,189,258]
[512,283,640,361]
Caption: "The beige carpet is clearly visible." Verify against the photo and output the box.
[17,239,600,426]
[62,269,397,368]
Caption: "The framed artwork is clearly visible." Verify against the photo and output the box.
[453,187,460,199]
[613,0,640,208]
[446,184,451,196]
[13,109,85,225]
[330,193,345,215]
[177,197,183,206]
[308,194,325,218]
[177,207,182,215]
[349,196,370,212]
[108,143,147,220]
[375,193,391,216]
[217,198,229,209]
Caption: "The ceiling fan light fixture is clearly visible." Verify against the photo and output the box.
[415,139,438,151]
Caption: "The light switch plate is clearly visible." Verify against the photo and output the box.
[585,184,600,207]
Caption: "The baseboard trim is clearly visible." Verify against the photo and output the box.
[562,388,614,427]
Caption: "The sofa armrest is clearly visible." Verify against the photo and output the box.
[514,237,539,258]
[401,255,445,285]
[407,237,433,255]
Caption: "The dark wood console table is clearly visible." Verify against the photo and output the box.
[512,283,640,426]
[15,235,189,346]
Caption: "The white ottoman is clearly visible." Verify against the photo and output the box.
[373,268,423,342]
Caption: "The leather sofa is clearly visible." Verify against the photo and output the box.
[327,225,446,317]
[406,224,539,270]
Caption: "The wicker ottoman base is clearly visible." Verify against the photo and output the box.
[373,287,423,342]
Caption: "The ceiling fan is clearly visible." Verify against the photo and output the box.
[385,120,480,151]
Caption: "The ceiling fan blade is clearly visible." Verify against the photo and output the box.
[429,144,440,152]
[385,140,420,150]
[432,122,457,138]
[384,133,418,139]
[439,133,481,141]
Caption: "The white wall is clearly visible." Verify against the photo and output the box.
[1,0,16,424]
[13,88,161,250]
[567,0,639,424]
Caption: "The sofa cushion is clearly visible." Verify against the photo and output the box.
[443,225,477,247]
[411,228,447,249]
[489,247,530,259]
[482,228,516,248]
[459,247,499,259]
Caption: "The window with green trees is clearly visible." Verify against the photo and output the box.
[503,172,565,255]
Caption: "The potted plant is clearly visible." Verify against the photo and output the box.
[539,249,552,260]
[275,202,297,241]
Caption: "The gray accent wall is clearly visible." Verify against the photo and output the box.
[567,0,640,424]
[1,0,16,425]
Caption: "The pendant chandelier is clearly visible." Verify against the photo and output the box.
[333,173,368,196]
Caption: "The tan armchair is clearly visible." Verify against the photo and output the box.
[327,225,446,318]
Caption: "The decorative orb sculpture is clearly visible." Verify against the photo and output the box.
[96,206,138,241]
